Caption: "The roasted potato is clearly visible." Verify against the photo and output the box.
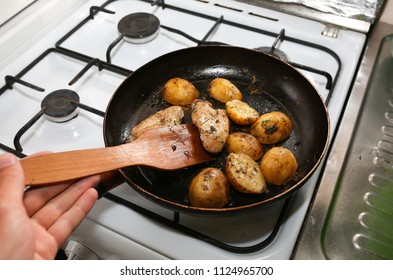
[208,77,243,103]
[225,100,259,125]
[130,106,184,139]
[260,147,298,185]
[226,153,266,194]
[226,132,263,161]
[188,167,230,208]
[250,111,292,144]
[191,99,230,153]
[161,77,199,106]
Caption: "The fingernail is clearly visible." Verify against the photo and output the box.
[0,153,17,169]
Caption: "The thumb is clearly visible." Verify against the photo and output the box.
[0,153,25,207]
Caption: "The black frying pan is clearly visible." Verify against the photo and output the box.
[103,45,330,216]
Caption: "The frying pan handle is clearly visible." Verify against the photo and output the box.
[95,170,125,198]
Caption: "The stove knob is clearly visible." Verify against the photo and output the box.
[64,240,99,260]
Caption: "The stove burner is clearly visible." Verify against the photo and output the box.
[256,47,290,62]
[41,89,80,122]
[118,13,160,44]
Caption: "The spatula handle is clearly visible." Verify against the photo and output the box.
[20,145,136,186]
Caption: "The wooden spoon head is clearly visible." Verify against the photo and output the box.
[134,124,216,170]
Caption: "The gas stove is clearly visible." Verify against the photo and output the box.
[0,0,367,259]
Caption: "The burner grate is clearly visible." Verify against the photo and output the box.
[101,191,293,254]
[0,48,130,153]
[55,0,341,103]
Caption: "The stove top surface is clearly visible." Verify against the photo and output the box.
[0,0,366,259]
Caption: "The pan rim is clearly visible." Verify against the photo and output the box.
[104,45,330,216]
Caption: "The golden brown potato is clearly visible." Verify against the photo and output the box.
[225,100,259,125]
[208,77,243,103]
[226,153,266,194]
[162,77,199,105]
[226,132,263,161]
[130,106,184,139]
[250,111,292,144]
[260,147,298,185]
[188,167,230,208]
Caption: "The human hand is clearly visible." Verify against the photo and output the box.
[0,153,99,260]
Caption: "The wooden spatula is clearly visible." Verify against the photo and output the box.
[21,124,214,186]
